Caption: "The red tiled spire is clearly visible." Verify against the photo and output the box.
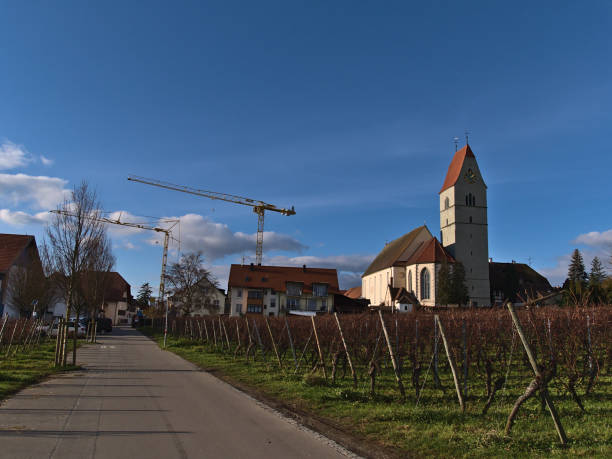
[439,144,475,193]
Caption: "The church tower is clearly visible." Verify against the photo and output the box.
[439,144,490,306]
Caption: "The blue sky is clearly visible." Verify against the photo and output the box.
[1,1,611,292]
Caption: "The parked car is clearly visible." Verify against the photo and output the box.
[46,321,87,338]
[83,317,112,334]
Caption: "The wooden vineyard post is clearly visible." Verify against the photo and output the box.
[506,303,567,445]
[334,313,357,387]
[311,316,327,379]
[5,319,18,357]
[0,315,8,346]
[212,319,218,348]
[197,320,203,341]
[252,320,266,359]
[294,330,313,374]
[285,316,298,370]
[462,319,468,398]
[379,311,406,401]
[203,319,210,343]
[221,319,231,350]
[433,317,441,388]
[264,316,282,369]
[435,315,465,412]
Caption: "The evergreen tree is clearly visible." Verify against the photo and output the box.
[589,257,607,303]
[567,249,588,296]
[436,259,452,305]
[589,257,606,287]
[567,249,587,284]
[136,282,153,308]
[450,262,469,306]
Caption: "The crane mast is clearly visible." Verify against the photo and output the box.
[49,209,178,347]
[127,175,295,265]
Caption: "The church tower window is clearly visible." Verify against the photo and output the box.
[444,197,449,209]
[420,268,430,299]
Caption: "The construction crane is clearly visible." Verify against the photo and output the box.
[127,175,296,265]
[49,209,178,347]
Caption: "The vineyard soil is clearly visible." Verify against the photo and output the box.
[141,322,611,458]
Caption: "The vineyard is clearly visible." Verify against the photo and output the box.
[0,317,48,357]
[149,305,612,453]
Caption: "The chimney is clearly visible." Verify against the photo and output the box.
[302,264,306,272]
[250,263,254,271]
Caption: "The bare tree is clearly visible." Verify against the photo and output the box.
[6,262,52,317]
[76,235,115,342]
[166,251,218,316]
[46,181,109,365]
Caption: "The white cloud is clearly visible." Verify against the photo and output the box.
[147,213,307,261]
[574,229,612,247]
[40,155,54,166]
[0,141,33,170]
[0,173,70,209]
[0,209,51,226]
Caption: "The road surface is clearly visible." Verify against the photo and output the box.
[0,326,354,459]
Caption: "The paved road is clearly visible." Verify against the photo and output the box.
[0,327,353,459]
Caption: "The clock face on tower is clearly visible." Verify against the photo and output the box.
[465,168,477,184]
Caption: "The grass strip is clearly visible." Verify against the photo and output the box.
[0,340,80,401]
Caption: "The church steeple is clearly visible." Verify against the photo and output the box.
[439,144,490,306]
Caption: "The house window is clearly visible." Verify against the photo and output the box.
[270,299,276,308]
[321,299,327,311]
[420,268,430,299]
[286,282,302,296]
[469,216,473,223]
[307,298,317,311]
[236,303,242,312]
[236,289,242,298]
[287,297,299,310]
[312,283,328,297]
[213,299,220,307]
[247,304,262,313]
[248,290,263,299]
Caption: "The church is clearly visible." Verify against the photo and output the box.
[362,144,491,308]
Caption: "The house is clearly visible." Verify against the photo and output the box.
[0,234,43,317]
[101,272,133,325]
[343,286,362,299]
[49,271,133,324]
[489,261,554,306]
[228,264,339,316]
[168,276,226,316]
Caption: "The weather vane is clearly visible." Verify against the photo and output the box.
[453,136,460,152]
[465,129,471,145]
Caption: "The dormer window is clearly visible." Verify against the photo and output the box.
[313,283,328,297]
[286,282,303,296]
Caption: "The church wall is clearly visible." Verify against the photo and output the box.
[407,262,437,307]
[361,267,393,306]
